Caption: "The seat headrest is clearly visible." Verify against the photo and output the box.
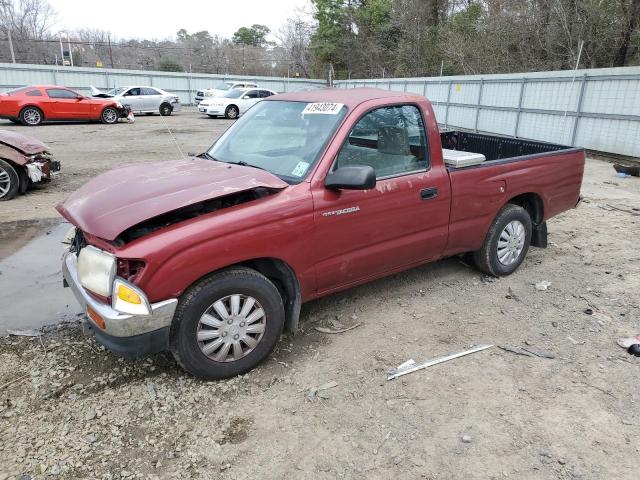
[377,126,411,155]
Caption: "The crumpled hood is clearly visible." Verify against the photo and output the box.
[0,129,49,155]
[56,158,288,241]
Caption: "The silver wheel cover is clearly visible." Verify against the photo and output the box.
[497,220,526,266]
[197,294,266,362]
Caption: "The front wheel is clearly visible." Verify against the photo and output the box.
[225,105,239,119]
[101,107,119,124]
[170,267,285,380]
[473,204,532,276]
[159,103,172,116]
[0,159,20,201]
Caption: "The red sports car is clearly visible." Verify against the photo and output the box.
[0,85,128,126]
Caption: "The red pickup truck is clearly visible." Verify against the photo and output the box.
[57,88,585,379]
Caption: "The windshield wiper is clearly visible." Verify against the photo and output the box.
[224,160,267,172]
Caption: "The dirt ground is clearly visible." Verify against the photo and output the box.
[1,110,639,480]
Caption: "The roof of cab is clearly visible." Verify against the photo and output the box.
[268,87,423,109]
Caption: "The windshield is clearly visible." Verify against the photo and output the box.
[214,82,233,90]
[207,100,347,184]
[106,87,127,96]
[223,89,245,99]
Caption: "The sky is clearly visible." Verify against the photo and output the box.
[47,0,312,41]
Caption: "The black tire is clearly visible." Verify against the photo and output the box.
[100,107,119,124]
[225,105,239,119]
[0,159,20,201]
[19,106,43,126]
[159,103,172,116]
[473,203,532,276]
[170,267,285,380]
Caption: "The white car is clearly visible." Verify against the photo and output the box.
[90,85,181,116]
[197,88,277,119]
[197,81,259,103]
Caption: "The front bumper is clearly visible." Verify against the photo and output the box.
[198,105,223,115]
[62,251,178,341]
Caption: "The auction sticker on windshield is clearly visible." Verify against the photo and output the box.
[291,161,310,177]
[302,103,344,114]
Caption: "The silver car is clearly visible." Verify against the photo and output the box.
[91,86,182,116]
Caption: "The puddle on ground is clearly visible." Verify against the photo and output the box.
[0,220,80,335]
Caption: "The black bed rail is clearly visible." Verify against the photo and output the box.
[440,130,568,162]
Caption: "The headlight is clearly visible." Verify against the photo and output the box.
[112,278,151,315]
[78,246,116,297]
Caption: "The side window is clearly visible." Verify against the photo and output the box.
[235,84,244,89]
[26,90,42,97]
[125,88,141,96]
[46,88,79,99]
[334,105,428,179]
[244,90,260,99]
[259,90,273,98]
[142,87,159,95]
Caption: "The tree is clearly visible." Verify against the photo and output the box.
[277,17,313,77]
[232,24,271,47]
[157,57,183,72]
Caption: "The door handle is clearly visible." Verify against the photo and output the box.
[420,187,438,200]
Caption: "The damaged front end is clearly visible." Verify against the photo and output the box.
[25,151,60,184]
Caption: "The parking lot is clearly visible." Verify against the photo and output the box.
[0,109,639,479]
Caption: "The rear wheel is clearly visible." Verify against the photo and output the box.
[19,106,43,126]
[159,103,172,116]
[100,107,119,124]
[0,159,20,201]
[473,204,532,276]
[225,105,239,119]
[170,267,285,380]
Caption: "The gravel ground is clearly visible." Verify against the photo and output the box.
[0,110,639,479]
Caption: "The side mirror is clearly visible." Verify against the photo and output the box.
[325,165,376,191]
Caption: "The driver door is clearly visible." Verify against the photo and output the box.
[45,88,90,118]
[310,104,451,294]
[121,88,143,112]
[238,89,261,114]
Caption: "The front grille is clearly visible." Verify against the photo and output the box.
[196,91,204,96]
[70,228,87,254]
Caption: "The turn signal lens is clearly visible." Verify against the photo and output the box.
[86,306,106,330]
[117,284,142,304]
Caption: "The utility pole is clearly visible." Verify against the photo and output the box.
[67,33,73,66]
[107,34,114,68]
[7,29,15,63]
[59,36,65,65]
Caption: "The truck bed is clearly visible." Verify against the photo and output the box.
[440,130,571,163]
[440,130,585,257]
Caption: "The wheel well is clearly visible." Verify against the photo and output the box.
[238,258,301,334]
[226,104,238,111]
[188,258,302,334]
[508,192,547,248]
[508,193,544,225]
[20,105,44,117]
